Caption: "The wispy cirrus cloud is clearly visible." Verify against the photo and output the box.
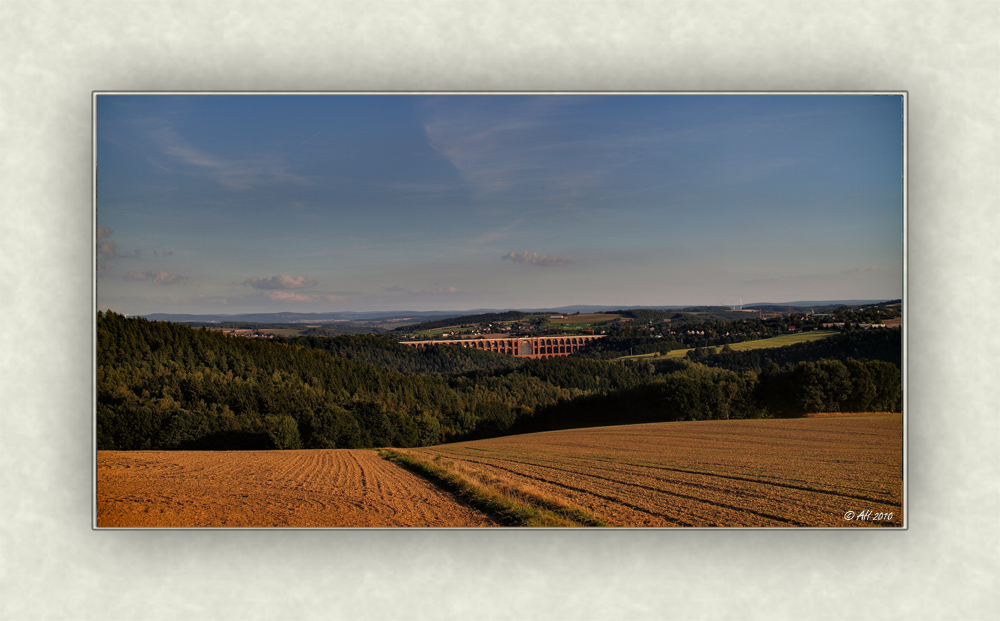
[419,97,716,207]
[420,96,807,210]
[421,97,606,198]
[150,124,308,190]
[502,251,571,267]
[243,275,318,290]
[123,270,187,285]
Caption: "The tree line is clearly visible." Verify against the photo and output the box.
[490,357,900,438]
[578,317,900,361]
[97,312,901,451]
[687,328,902,371]
[98,312,593,450]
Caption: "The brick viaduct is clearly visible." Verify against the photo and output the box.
[400,334,605,359]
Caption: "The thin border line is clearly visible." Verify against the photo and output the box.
[92,91,907,531]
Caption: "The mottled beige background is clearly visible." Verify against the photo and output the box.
[2,1,998,620]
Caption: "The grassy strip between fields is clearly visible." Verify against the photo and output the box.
[615,330,840,361]
[379,449,607,527]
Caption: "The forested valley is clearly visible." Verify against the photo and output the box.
[97,312,902,451]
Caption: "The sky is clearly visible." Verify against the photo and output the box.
[96,94,904,315]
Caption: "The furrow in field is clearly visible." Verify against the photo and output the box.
[605,459,899,506]
[97,450,498,527]
[405,450,699,526]
[474,448,886,524]
[97,414,903,528]
[408,414,903,527]
[444,446,898,508]
[414,452,807,526]
[426,449,900,527]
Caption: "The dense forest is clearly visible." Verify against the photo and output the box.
[687,328,902,371]
[97,312,902,451]
[285,334,526,375]
[98,312,581,450]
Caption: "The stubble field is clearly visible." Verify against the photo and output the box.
[96,449,498,527]
[97,413,902,528]
[396,412,903,527]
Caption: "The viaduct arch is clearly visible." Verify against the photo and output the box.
[400,334,604,359]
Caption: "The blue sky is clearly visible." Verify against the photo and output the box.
[96,94,903,314]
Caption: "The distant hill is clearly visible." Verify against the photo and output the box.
[135,300,898,325]
[743,300,896,310]
[139,311,460,324]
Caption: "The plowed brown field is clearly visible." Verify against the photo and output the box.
[96,449,498,527]
[398,412,904,527]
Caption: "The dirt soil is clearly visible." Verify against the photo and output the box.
[96,449,498,527]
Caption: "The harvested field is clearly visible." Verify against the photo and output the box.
[96,449,498,527]
[396,413,903,527]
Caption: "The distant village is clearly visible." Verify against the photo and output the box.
[221,329,274,339]
[176,302,901,345]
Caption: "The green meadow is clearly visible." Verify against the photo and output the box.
[617,330,840,361]
[546,314,625,330]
